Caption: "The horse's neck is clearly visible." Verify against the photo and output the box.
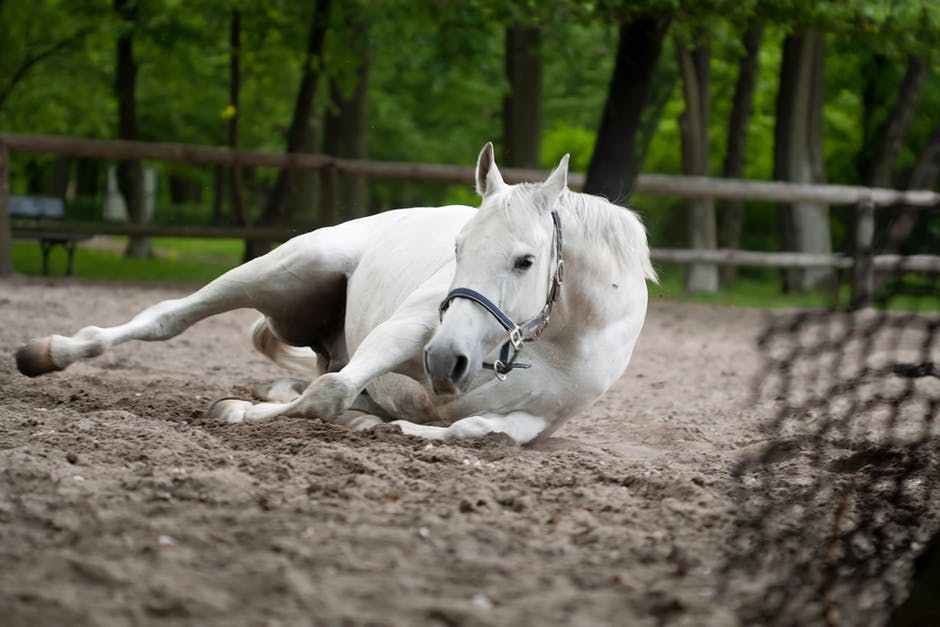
[543,201,643,347]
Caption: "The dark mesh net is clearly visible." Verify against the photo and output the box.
[722,207,940,626]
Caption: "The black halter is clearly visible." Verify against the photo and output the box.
[439,211,564,380]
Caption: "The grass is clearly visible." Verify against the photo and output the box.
[12,237,241,284]
[651,263,940,311]
[11,238,938,311]
[651,264,840,309]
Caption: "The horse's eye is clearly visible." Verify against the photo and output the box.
[514,255,535,271]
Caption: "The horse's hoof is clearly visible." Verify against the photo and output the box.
[15,338,63,377]
[343,411,385,431]
[251,378,306,403]
[207,398,252,424]
[293,373,357,420]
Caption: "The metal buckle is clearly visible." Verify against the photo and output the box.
[509,326,524,350]
[492,360,508,381]
[531,314,550,339]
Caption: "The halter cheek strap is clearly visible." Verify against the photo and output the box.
[439,210,564,380]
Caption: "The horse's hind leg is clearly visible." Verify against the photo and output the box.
[16,219,374,378]
[15,259,265,377]
[209,279,442,425]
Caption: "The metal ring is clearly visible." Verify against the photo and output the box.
[509,327,524,349]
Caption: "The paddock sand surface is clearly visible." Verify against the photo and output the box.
[0,277,931,626]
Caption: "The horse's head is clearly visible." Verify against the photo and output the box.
[425,142,569,395]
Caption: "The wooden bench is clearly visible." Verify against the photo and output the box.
[10,196,91,276]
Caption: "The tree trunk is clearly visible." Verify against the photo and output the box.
[860,55,927,188]
[168,176,200,204]
[51,157,72,200]
[907,127,940,191]
[0,23,92,115]
[773,30,830,292]
[320,92,339,226]
[229,10,246,227]
[502,24,542,168]
[75,158,100,198]
[0,144,11,276]
[281,125,319,229]
[584,16,671,202]
[114,0,149,258]
[245,0,332,260]
[677,40,718,293]
[884,126,940,252]
[634,63,678,181]
[856,54,928,273]
[212,165,224,225]
[719,23,762,285]
[322,12,369,221]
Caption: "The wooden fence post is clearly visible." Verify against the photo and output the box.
[852,197,876,306]
[0,142,12,276]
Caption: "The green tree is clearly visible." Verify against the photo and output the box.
[246,0,332,259]
[0,0,98,115]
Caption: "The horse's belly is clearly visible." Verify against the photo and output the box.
[344,205,475,352]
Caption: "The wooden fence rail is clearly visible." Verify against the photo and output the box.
[3,133,940,206]
[1,133,939,300]
[10,219,303,241]
[649,249,940,272]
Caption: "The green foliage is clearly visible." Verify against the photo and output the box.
[4,0,938,180]
[3,0,940,292]
[541,125,595,172]
[442,185,479,208]
[367,3,503,168]
[65,196,105,222]
[542,20,617,131]
[154,202,217,227]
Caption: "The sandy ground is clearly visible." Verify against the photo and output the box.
[1,277,935,626]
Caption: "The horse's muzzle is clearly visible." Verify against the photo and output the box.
[424,341,477,396]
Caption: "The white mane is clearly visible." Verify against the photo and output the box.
[500,184,658,284]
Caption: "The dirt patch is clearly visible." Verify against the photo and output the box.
[0,277,933,626]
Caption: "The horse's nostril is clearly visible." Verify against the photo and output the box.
[451,354,469,384]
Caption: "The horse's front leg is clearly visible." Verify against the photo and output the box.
[391,412,548,445]
[291,312,434,419]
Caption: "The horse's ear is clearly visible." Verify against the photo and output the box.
[475,142,506,197]
[539,153,569,210]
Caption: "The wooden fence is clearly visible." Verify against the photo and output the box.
[1,133,939,301]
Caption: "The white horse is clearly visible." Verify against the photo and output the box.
[15,143,657,444]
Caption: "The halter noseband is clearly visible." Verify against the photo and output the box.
[438,210,564,380]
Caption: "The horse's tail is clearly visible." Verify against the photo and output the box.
[249,317,321,375]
